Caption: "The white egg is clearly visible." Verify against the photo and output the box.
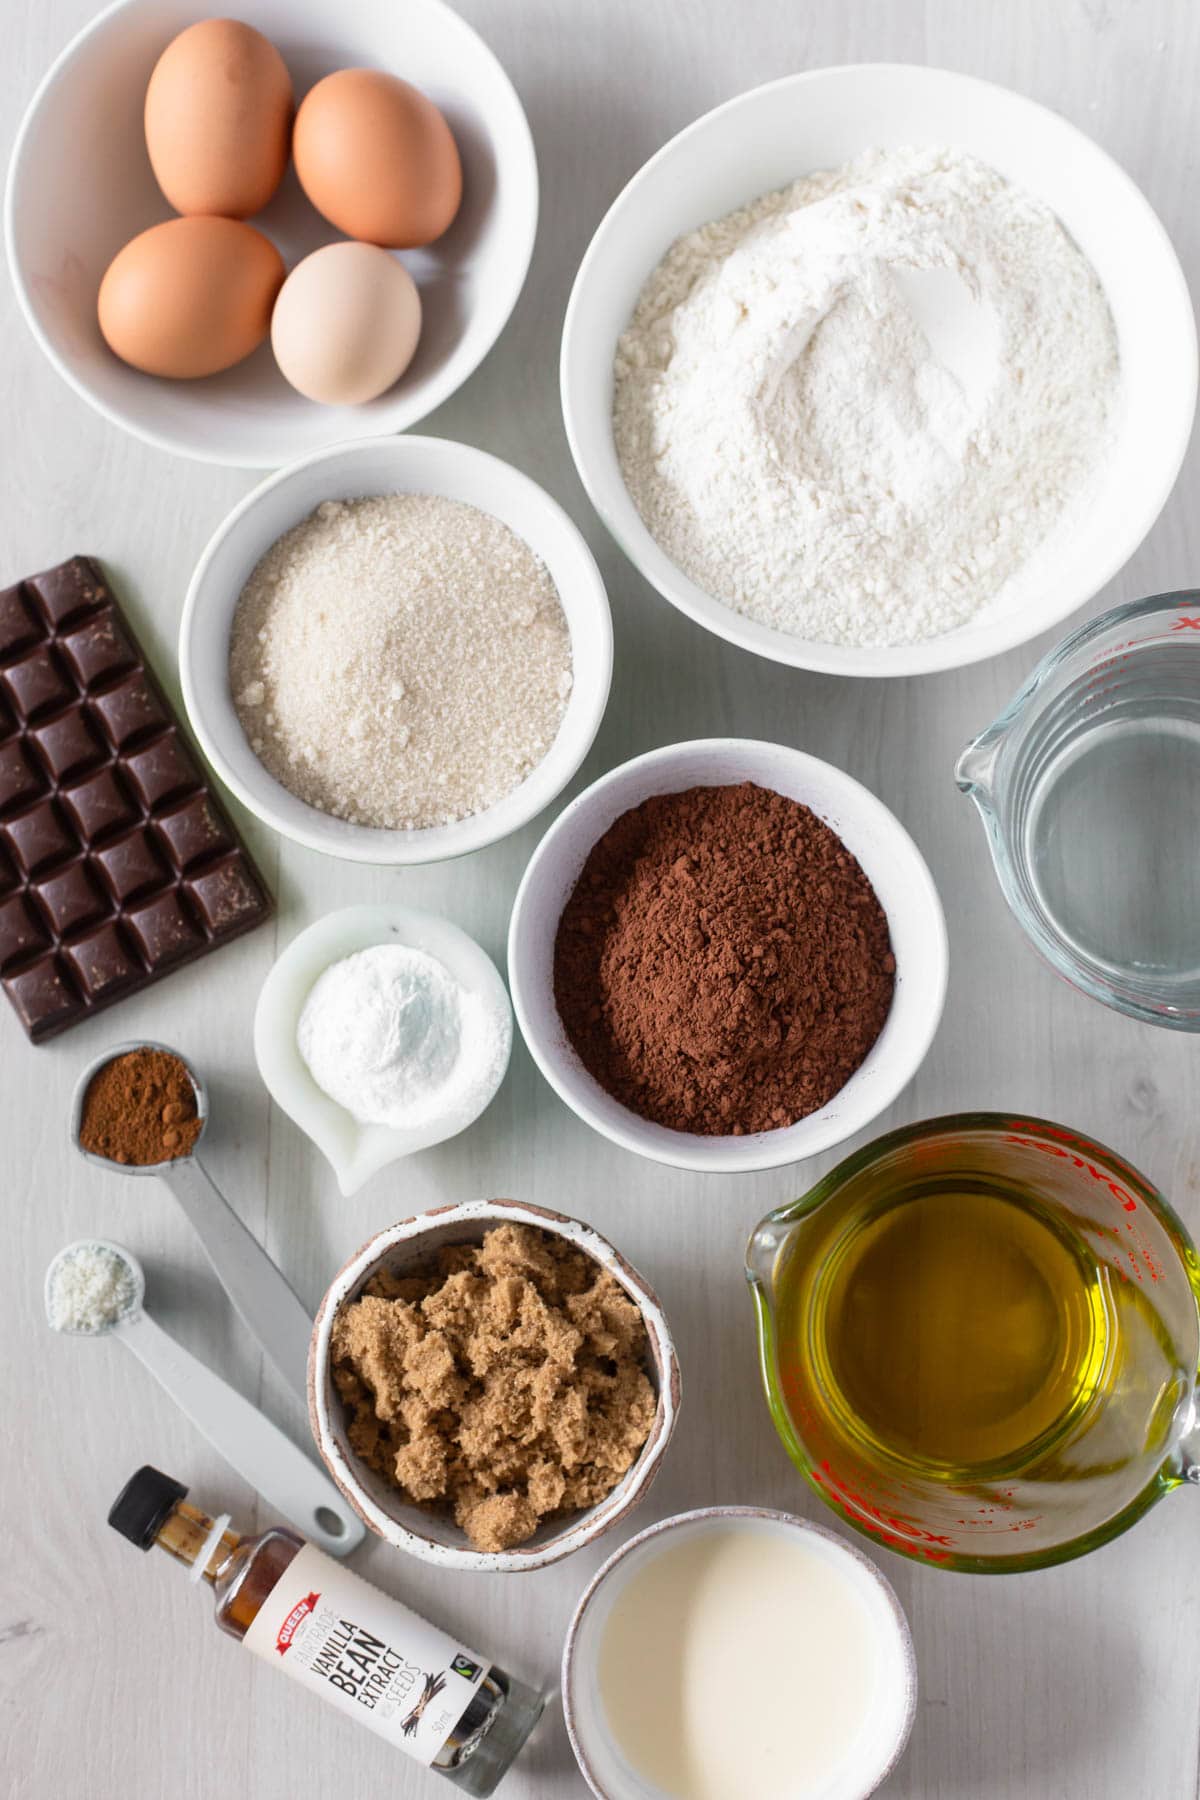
[270,242,422,406]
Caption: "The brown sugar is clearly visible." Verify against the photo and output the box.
[330,1222,658,1553]
[78,1047,202,1166]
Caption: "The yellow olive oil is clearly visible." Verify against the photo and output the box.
[789,1184,1114,1474]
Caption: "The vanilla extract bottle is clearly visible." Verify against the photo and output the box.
[108,1467,544,1795]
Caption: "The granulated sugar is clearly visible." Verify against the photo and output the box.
[229,495,573,829]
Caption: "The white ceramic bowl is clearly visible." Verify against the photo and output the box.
[254,904,512,1196]
[6,0,538,466]
[562,64,1197,677]
[180,434,612,863]
[508,739,948,1173]
[562,1508,917,1800]
[309,1198,682,1571]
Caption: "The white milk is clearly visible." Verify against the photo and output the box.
[594,1518,910,1799]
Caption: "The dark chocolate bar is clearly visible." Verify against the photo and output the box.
[0,557,272,1042]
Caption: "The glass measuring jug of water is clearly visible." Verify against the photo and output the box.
[746,1114,1200,1573]
[957,592,1200,1027]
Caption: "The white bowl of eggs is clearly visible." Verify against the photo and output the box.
[5,0,538,466]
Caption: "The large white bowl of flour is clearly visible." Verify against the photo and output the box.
[561,65,1196,676]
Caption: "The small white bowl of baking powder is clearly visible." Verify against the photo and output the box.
[254,903,512,1195]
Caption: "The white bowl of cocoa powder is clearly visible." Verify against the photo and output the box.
[308,1198,681,1572]
[508,738,948,1173]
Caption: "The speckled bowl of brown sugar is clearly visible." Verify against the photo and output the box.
[308,1198,681,1572]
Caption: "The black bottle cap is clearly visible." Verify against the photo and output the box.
[108,1466,188,1551]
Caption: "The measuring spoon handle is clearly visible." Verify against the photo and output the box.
[118,1310,363,1557]
[158,1158,313,1405]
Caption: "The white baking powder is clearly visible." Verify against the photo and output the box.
[298,944,508,1130]
[614,146,1120,646]
[46,1242,138,1334]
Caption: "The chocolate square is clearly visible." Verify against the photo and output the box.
[39,861,109,937]
[3,954,81,1037]
[0,892,49,972]
[125,730,200,810]
[26,558,108,630]
[62,767,138,842]
[31,705,105,783]
[3,648,74,722]
[156,793,232,871]
[187,855,268,935]
[59,612,138,691]
[93,674,169,749]
[94,827,167,905]
[0,740,45,816]
[4,800,75,877]
[127,889,204,967]
[0,586,41,662]
[65,923,143,1001]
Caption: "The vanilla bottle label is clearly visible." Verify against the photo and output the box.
[243,1543,487,1765]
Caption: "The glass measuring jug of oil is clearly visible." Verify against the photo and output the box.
[746,1113,1200,1572]
[957,591,1200,1028]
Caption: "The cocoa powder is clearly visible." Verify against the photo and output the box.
[553,782,895,1135]
[79,1047,202,1165]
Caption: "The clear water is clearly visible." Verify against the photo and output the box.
[1026,708,1200,985]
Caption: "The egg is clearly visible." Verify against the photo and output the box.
[292,69,462,249]
[98,217,285,379]
[270,243,422,405]
[144,18,293,219]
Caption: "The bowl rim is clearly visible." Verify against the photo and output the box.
[178,432,613,864]
[4,0,540,467]
[560,61,1198,678]
[560,1504,918,1800]
[307,1196,682,1572]
[507,736,949,1172]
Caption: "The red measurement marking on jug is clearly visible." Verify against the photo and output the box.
[1083,642,1135,692]
[1003,1132,1140,1213]
[813,1463,956,1563]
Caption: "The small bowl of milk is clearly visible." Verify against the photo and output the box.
[562,1507,916,1800]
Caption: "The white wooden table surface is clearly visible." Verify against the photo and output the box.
[5,2,1200,1796]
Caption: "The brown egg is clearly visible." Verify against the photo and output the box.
[144,18,293,219]
[97,217,285,379]
[292,69,462,249]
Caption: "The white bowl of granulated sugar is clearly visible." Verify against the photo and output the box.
[181,435,612,863]
[562,64,1196,677]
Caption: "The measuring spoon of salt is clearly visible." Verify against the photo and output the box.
[70,1041,313,1406]
[45,1238,362,1558]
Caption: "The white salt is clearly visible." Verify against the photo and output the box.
[47,1243,138,1334]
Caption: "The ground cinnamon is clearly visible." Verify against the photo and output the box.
[79,1047,202,1165]
[553,781,895,1135]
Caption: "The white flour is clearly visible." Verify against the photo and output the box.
[614,146,1121,646]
